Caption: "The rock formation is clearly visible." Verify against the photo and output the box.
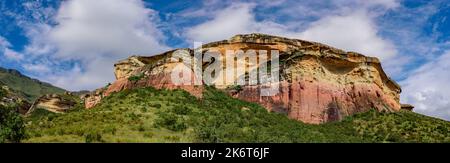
[85,33,410,124]
[26,94,77,114]
[0,84,31,114]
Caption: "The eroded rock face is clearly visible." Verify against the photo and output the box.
[27,94,77,114]
[86,33,408,124]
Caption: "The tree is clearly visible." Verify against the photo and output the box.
[0,106,25,143]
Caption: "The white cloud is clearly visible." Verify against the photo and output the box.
[49,0,168,60]
[185,3,398,61]
[0,36,11,47]
[298,11,398,60]
[401,51,450,120]
[12,0,401,91]
[21,0,169,91]
[331,0,400,10]
[23,24,55,56]
[0,36,24,61]
[22,63,50,73]
[4,48,24,61]
[361,0,400,9]
[46,59,115,91]
[185,3,256,43]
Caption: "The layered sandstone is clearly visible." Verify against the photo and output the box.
[26,93,77,114]
[86,33,408,124]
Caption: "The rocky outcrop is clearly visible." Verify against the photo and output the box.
[26,94,77,114]
[0,85,31,114]
[1,83,77,115]
[85,33,411,124]
[81,89,104,109]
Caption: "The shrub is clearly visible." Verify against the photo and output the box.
[151,103,162,109]
[104,83,112,89]
[172,106,192,115]
[154,112,187,132]
[0,88,6,98]
[128,73,144,82]
[0,106,25,143]
[137,124,146,132]
[84,132,103,143]
[227,85,243,92]
[164,135,180,142]
[143,132,154,138]
[140,107,148,113]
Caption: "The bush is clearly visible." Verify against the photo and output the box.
[154,112,187,131]
[227,85,243,92]
[84,132,103,143]
[0,106,25,143]
[128,73,144,82]
[0,88,6,98]
[172,106,192,115]
[151,103,162,109]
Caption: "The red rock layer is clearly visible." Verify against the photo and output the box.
[85,73,203,109]
[231,79,400,124]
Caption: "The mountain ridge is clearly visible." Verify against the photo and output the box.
[0,67,66,102]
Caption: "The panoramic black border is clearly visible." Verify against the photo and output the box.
[0,143,447,161]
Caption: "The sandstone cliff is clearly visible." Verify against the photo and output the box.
[86,33,410,124]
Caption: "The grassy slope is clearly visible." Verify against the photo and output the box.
[24,87,450,143]
[0,68,65,102]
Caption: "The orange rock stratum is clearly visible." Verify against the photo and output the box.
[85,33,412,124]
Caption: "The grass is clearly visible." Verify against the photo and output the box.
[23,86,450,143]
[24,87,195,143]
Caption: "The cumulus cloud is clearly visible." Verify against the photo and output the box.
[9,0,401,91]
[46,59,116,91]
[185,3,256,43]
[298,11,398,60]
[21,0,169,90]
[401,51,450,121]
[185,2,398,61]
[49,0,168,60]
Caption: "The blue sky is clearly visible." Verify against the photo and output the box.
[0,0,449,120]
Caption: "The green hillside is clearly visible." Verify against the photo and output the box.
[24,87,450,143]
[0,67,66,101]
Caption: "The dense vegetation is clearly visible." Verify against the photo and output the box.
[0,106,26,143]
[0,67,65,101]
[23,87,450,143]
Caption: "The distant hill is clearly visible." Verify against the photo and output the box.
[0,67,66,101]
